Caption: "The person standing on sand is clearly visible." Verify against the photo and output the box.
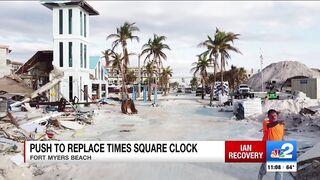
[258,109,285,180]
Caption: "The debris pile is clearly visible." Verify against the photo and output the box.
[247,61,320,91]
[294,143,320,179]
[233,98,262,120]
[255,91,320,132]
[0,68,103,178]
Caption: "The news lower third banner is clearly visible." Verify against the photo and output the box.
[24,140,297,172]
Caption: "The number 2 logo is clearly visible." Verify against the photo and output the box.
[281,143,293,159]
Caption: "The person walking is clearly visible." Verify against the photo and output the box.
[258,109,285,180]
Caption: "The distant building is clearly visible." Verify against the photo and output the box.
[170,76,193,87]
[127,67,149,84]
[291,78,320,99]
[7,60,23,74]
[0,45,24,77]
[106,66,149,87]
[245,68,258,78]
[89,56,108,100]
[0,45,12,77]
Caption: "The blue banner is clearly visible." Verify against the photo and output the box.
[266,141,297,163]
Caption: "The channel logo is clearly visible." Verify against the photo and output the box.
[271,149,286,158]
[266,141,296,162]
[271,149,288,158]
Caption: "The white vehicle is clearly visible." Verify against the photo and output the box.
[234,84,254,99]
[184,87,192,93]
[236,84,250,94]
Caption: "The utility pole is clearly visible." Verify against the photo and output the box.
[260,48,264,92]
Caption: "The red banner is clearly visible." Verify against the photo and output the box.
[225,141,266,163]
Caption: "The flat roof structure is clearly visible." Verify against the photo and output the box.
[41,0,99,15]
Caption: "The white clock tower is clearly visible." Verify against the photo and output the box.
[42,0,99,102]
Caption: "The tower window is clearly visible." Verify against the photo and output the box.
[68,9,72,34]
[59,42,63,67]
[80,11,83,36]
[69,42,73,67]
[84,14,87,37]
[80,43,83,68]
[84,44,87,68]
[69,76,73,101]
[59,9,63,34]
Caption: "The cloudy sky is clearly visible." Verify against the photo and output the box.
[1,1,320,78]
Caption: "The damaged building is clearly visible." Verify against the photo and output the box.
[15,50,53,91]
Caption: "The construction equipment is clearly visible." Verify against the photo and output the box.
[265,80,279,100]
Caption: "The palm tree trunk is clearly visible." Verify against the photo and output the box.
[221,54,224,96]
[117,73,120,98]
[158,60,161,85]
[121,45,129,100]
[120,64,128,100]
[201,79,205,100]
[210,59,217,106]
[164,77,169,95]
[148,77,152,101]
[164,83,167,96]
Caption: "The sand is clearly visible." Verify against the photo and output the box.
[1,94,317,180]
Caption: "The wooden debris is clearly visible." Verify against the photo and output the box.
[33,169,44,176]
[300,108,317,115]
[6,112,19,128]
[22,112,63,126]
[0,138,18,153]
[60,121,84,130]
[48,118,62,129]
[296,160,320,179]
[56,116,76,121]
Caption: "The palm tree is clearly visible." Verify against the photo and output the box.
[227,65,238,91]
[160,66,173,95]
[107,22,140,99]
[208,73,215,86]
[222,65,248,92]
[141,34,171,84]
[236,67,248,87]
[143,62,157,101]
[105,52,124,90]
[101,49,115,68]
[199,36,219,106]
[190,76,198,91]
[126,70,137,85]
[198,28,241,105]
[190,53,210,99]
[214,28,242,95]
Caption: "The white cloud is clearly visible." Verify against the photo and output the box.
[1,1,320,76]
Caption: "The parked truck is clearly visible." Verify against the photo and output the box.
[234,84,254,99]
